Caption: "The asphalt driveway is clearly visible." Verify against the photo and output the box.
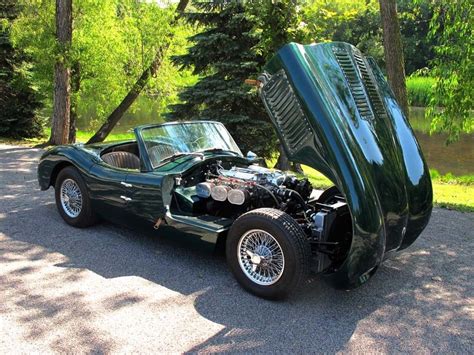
[0,144,473,353]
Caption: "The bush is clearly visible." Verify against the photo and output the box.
[406,76,435,107]
[0,0,42,139]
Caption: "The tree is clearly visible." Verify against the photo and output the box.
[86,0,189,144]
[379,0,409,118]
[250,0,306,169]
[427,0,473,142]
[397,0,434,75]
[12,0,189,143]
[0,0,41,138]
[301,0,435,76]
[168,1,275,158]
[49,0,72,145]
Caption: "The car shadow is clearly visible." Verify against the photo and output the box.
[1,146,472,352]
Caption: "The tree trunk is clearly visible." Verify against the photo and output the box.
[69,61,80,143]
[379,0,409,119]
[274,144,291,171]
[86,0,189,144]
[49,0,72,145]
[292,162,303,174]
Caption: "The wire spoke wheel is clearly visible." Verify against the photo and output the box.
[238,229,285,286]
[60,178,83,218]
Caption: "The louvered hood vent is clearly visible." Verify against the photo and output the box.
[259,70,313,155]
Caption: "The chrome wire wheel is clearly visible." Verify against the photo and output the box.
[60,178,83,218]
[237,229,285,286]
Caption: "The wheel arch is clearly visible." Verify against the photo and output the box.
[50,161,75,188]
[38,146,97,190]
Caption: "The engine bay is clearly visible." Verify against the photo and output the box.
[170,159,352,271]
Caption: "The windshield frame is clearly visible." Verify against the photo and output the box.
[134,121,243,171]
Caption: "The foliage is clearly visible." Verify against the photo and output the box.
[301,0,436,75]
[249,0,307,60]
[426,0,474,142]
[0,0,42,138]
[11,0,196,133]
[301,0,376,42]
[406,76,434,106]
[168,1,276,158]
[301,0,384,68]
[397,0,435,75]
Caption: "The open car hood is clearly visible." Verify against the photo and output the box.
[259,42,433,288]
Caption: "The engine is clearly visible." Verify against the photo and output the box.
[172,161,352,272]
[194,164,313,215]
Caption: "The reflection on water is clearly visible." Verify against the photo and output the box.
[410,107,473,175]
[77,103,473,175]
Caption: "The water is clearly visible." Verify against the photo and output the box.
[410,107,473,175]
[77,102,473,176]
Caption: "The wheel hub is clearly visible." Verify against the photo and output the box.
[238,229,285,286]
[60,178,83,218]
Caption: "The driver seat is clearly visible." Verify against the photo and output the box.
[102,151,140,170]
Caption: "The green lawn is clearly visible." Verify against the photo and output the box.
[0,129,134,146]
[75,130,135,142]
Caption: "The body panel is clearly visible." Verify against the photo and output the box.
[87,162,129,219]
[125,171,169,222]
[260,42,432,288]
[37,139,247,234]
[38,145,99,190]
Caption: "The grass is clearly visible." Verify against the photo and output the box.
[0,129,134,146]
[0,135,45,146]
[431,183,473,212]
[267,160,473,213]
[406,76,435,107]
[75,130,135,142]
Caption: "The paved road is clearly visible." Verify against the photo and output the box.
[0,144,473,353]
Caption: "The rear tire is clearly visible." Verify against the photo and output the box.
[226,208,311,300]
[55,166,97,228]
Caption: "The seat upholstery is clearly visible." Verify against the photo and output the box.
[101,151,140,170]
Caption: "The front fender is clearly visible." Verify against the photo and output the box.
[260,42,433,288]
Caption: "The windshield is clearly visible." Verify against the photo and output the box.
[140,122,242,168]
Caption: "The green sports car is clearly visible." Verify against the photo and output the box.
[38,42,433,299]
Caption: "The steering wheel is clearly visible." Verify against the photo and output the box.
[147,142,178,167]
[190,136,208,150]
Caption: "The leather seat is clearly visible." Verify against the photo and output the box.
[101,151,140,170]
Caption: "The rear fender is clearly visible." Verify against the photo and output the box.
[38,145,98,190]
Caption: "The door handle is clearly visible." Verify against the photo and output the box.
[120,195,132,202]
[120,181,133,188]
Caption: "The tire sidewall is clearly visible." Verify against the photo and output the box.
[54,166,94,228]
[226,211,306,299]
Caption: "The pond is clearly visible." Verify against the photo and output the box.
[409,107,473,176]
[77,103,473,176]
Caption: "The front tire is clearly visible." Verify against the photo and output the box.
[55,166,97,228]
[226,208,311,300]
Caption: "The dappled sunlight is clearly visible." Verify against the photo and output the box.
[0,144,472,352]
